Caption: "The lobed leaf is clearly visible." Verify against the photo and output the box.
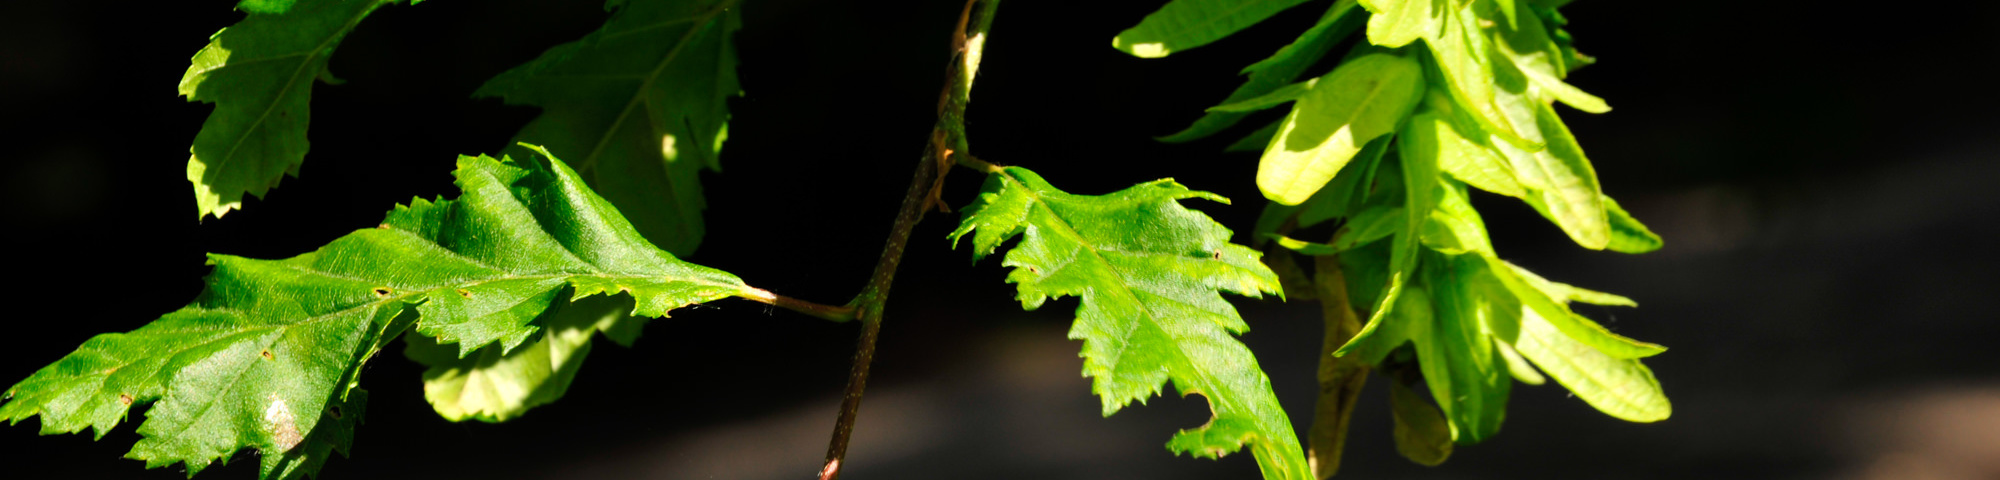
[477,0,743,256]
[951,167,1307,480]
[180,0,405,219]
[2,149,750,478]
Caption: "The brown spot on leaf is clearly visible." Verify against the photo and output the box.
[456,288,472,299]
[1212,250,1223,259]
[373,287,393,297]
[1027,266,1040,274]
[118,394,133,405]
[264,394,303,452]
[377,224,391,229]
[260,349,274,360]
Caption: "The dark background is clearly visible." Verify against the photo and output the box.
[5,1,1999,479]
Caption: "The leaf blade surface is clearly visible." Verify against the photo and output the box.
[952,167,1307,480]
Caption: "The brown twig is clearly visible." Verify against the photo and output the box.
[818,1,1001,479]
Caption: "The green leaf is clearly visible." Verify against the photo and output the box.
[1510,310,1671,422]
[1605,196,1664,253]
[1500,103,1610,249]
[1258,53,1424,205]
[1208,79,1316,113]
[259,388,365,480]
[1360,0,1442,48]
[1496,262,1663,359]
[1416,252,1510,443]
[1162,0,1364,143]
[1112,0,1319,58]
[1491,261,1670,422]
[1336,110,1442,358]
[1421,1,1538,149]
[403,295,636,423]
[1297,134,1394,227]
[950,167,1307,480]
[476,0,743,256]
[1529,275,1638,308]
[1495,340,1546,385]
[1332,205,1404,251]
[1344,279,1422,366]
[1228,120,1286,152]
[1,149,750,477]
[1421,92,1528,198]
[1533,6,1595,73]
[1492,0,1608,113]
[1273,235,1341,256]
[1420,180,1492,256]
[181,0,401,219]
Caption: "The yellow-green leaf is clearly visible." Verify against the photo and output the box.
[1112,0,1320,58]
[1258,53,1425,205]
[951,167,1307,480]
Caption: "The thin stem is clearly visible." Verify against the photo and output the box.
[735,288,856,322]
[956,153,1004,173]
[819,2,1001,479]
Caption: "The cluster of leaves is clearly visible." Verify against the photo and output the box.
[1112,0,1668,475]
[4,0,1667,479]
[179,0,739,256]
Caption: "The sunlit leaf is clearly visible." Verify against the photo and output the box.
[1359,0,1442,48]
[1605,196,1664,253]
[1496,262,1663,359]
[1112,0,1320,58]
[1,149,749,478]
[1492,260,1671,422]
[1493,0,1608,113]
[1162,0,1365,142]
[1501,103,1610,249]
[951,167,1307,480]
[1258,53,1425,205]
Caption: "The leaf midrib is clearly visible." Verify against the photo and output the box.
[998,172,1223,409]
[204,0,391,189]
[1277,61,1407,198]
[67,267,738,449]
[575,0,739,173]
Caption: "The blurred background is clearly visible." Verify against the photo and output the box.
[4,0,1998,478]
